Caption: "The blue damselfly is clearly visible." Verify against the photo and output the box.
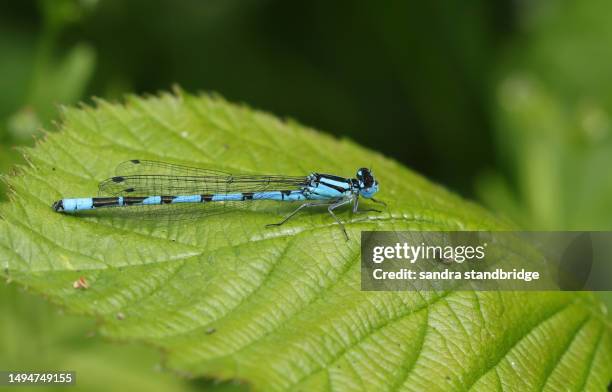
[52,160,385,239]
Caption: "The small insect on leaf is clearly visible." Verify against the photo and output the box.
[72,276,89,289]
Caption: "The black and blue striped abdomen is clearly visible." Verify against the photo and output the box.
[53,190,311,212]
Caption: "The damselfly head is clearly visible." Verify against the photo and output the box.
[356,168,379,198]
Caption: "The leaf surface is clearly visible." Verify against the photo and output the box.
[1,91,610,391]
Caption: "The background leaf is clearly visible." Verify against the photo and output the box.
[0,284,242,392]
[1,91,610,391]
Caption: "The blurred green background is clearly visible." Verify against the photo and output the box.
[1,1,611,390]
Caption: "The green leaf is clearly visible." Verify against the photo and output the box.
[1,91,610,391]
[0,284,238,392]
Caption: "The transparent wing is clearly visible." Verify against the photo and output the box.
[99,174,309,196]
[86,160,309,222]
[115,160,231,177]
[99,160,308,197]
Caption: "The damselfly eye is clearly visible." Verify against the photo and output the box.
[361,172,374,188]
[356,167,373,185]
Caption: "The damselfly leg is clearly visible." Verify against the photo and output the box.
[328,197,353,240]
[352,196,384,214]
[266,200,337,228]
[370,198,386,206]
[266,197,353,240]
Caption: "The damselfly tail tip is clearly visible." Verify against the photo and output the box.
[52,200,64,212]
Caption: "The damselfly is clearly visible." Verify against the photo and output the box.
[52,160,385,239]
